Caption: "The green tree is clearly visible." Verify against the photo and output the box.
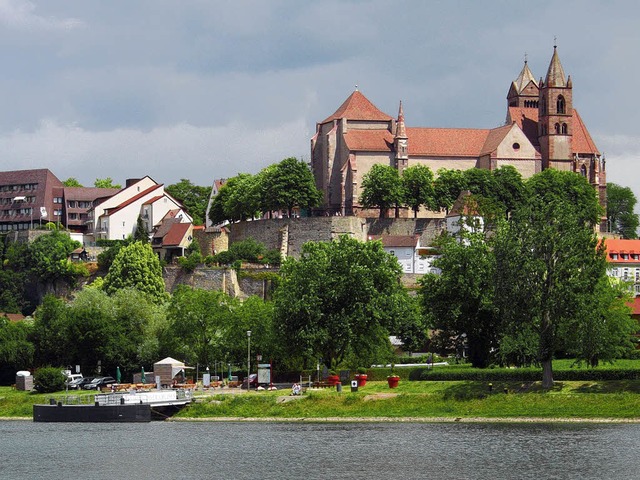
[607,183,639,239]
[433,169,467,214]
[493,169,604,388]
[63,177,83,187]
[166,179,211,225]
[94,177,121,189]
[261,157,322,217]
[133,215,149,243]
[31,295,71,367]
[419,232,498,368]
[557,276,636,367]
[273,236,411,369]
[103,242,167,303]
[0,317,34,384]
[27,231,84,291]
[359,164,404,218]
[402,165,435,218]
[164,286,237,367]
[224,173,261,221]
[492,166,525,217]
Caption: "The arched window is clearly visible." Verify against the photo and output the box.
[580,165,587,177]
[554,123,560,134]
[557,95,566,114]
[561,123,567,134]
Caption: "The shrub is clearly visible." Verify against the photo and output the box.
[34,367,66,393]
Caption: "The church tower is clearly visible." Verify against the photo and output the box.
[507,58,539,108]
[538,46,573,170]
[394,101,409,174]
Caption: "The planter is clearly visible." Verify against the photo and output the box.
[326,375,340,386]
[387,376,400,388]
[355,374,368,387]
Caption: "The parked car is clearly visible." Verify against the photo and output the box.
[67,377,94,390]
[240,374,258,389]
[83,377,117,390]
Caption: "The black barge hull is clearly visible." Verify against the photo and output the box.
[33,403,151,422]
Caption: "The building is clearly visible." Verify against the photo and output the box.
[368,234,440,275]
[0,169,117,234]
[85,176,192,244]
[311,47,606,229]
[604,239,640,297]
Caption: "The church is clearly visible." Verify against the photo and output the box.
[310,46,606,229]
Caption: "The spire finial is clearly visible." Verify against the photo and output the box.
[553,36,557,48]
[524,52,528,64]
[355,84,358,92]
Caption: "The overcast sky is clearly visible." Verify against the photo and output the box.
[1,0,639,200]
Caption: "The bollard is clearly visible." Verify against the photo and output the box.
[488,383,493,393]
[336,382,342,393]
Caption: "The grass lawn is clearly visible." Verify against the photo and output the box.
[178,379,640,421]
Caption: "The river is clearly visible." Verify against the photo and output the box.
[1,420,639,479]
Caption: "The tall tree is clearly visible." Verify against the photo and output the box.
[494,169,604,388]
[607,183,639,239]
[260,157,322,217]
[273,235,412,369]
[0,317,33,384]
[133,215,149,243]
[94,177,121,189]
[165,179,211,225]
[103,242,167,303]
[402,164,435,218]
[433,169,467,214]
[359,164,404,218]
[420,232,498,368]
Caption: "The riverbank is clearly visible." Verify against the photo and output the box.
[3,379,640,421]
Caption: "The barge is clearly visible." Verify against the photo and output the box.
[33,389,194,423]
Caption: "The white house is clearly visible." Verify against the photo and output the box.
[445,191,484,241]
[368,235,441,274]
[85,176,191,243]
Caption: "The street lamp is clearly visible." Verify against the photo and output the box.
[247,330,251,391]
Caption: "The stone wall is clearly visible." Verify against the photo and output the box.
[228,216,444,259]
[163,266,240,297]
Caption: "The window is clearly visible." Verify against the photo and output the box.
[54,209,62,216]
[512,142,520,151]
[557,95,566,114]
[53,197,63,204]
[636,284,640,296]
[580,165,587,177]
[69,213,78,220]
[554,123,560,134]
[68,201,76,208]
[611,268,619,276]
[561,123,568,134]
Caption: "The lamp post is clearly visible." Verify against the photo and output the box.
[247,330,251,391]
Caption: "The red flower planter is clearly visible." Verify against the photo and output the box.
[326,375,340,386]
[387,376,400,388]
[355,374,368,387]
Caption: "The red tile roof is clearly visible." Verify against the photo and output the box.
[1,312,26,322]
[343,130,394,152]
[506,107,598,155]
[162,222,191,247]
[407,127,491,157]
[321,90,393,124]
[480,124,513,156]
[64,187,120,201]
[603,239,640,263]
[628,297,640,316]
[368,235,418,247]
[143,195,164,206]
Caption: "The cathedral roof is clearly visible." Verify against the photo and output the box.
[343,130,394,152]
[545,46,567,87]
[572,109,600,155]
[407,127,491,157]
[321,90,393,124]
[513,61,538,93]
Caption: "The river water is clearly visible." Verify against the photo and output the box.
[2,420,640,479]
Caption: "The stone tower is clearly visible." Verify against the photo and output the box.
[394,101,409,173]
[538,46,573,170]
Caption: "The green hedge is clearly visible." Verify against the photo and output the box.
[409,367,640,382]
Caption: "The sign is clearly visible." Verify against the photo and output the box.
[40,207,47,218]
[256,354,262,361]
[257,365,271,384]
[203,373,211,387]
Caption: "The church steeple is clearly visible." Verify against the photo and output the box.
[507,56,539,108]
[394,101,409,171]
[538,45,573,169]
